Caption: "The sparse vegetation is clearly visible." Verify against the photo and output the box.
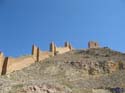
[0,48,125,93]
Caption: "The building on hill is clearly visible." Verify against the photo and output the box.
[0,41,102,75]
[0,41,73,75]
[88,41,99,48]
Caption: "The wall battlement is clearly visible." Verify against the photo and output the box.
[0,41,99,75]
[50,42,73,55]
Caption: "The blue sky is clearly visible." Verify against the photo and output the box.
[0,0,125,57]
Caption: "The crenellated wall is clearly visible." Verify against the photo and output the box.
[32,45,54,62]
[38,51,53,61]
[0,41,98,75]
[1,45,55,75]
[50,42,73,55]
[55,47,71,54]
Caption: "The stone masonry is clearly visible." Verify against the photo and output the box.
[88,41,99,48]
[0,41,99,75]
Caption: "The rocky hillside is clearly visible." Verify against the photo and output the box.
[0,47,125,93]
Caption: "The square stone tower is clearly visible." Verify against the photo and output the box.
[88,41,99,48]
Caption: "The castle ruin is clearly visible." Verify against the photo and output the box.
[0,41,99,75]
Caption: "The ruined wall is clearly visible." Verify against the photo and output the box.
[0,41,101,75]
[0,42,74,75]
[55,47,71,54]
[50,42,72,55]
[50,42,56,55]
[88,41,99,48]
[38,51,53,61]
[31,42,72,62]
[1,55,36,75]
[0,44,56,75]
[32,45,54,62]
[32,45,39,62]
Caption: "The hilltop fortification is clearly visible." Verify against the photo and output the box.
[0,41,99,75]
[0,41,125,93]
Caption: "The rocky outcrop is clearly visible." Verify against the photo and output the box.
[0,48,125,93]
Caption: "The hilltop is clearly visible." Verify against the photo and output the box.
[0,47,125,93]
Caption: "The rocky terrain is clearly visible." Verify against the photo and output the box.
[0,47,125,93]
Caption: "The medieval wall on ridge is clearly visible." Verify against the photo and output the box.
[5,56,35,74]
[50,42,72,55]
[32,45,54,62]
[0,41,99,75]
[38,52,53,61]
[56,47,71,54]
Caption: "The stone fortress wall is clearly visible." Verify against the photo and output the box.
[0,41,99,75]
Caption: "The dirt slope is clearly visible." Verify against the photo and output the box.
[0,47,125,93]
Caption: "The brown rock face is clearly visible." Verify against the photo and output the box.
[18,84,68,93]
